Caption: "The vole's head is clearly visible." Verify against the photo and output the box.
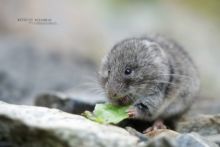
[99,38,169,106]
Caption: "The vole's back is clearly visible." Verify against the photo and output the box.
[142,35,200,119]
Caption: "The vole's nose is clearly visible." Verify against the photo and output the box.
[108,90,118,99]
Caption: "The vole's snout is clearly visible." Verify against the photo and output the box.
[107,90,119,99]
[107,87,133,106]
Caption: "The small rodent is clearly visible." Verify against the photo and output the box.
[99,35,200,132]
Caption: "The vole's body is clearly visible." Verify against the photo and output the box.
[99,35,200,128]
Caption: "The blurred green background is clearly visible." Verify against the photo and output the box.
[0,0,219,112]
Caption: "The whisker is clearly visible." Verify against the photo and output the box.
[158,74,193,80]
[137,80,179,88]
[150,80,179,87]
[68,73,106,96]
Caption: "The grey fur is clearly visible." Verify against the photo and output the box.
[99,35,200,121]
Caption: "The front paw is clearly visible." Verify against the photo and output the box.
[127,106,139,118]
[143,119,167,134]
[127,102,151,120]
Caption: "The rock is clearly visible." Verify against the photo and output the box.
[145,129,180,138]
[144,129,178,147]
[206,134,220,146]
[177,114,220,136]
[0,101,141,147]
[145,136,176,147]
[144,129,218,147]
[35,93,95,114]
[176,133,218,147]
[0,101,219,147]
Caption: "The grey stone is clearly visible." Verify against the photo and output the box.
[0,101,219,147]
[144,129,178,147]
[0,101,141,147]
[177,114,220,136]
[34,93,95,114]
[145,136,176,147]
[176,133,218,147]
[145,129,180,139]
[206,134,220,146]
[144,129,218,147]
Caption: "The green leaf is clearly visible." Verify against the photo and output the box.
[82,111,105,123]
[82,103,130,124]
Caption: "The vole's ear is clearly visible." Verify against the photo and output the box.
[142,40,166,58]
[100,54,108,65]
[99,55,109,78]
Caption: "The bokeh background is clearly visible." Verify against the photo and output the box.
[0,0,219,114]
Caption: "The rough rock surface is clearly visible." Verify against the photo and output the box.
[177,114,220,136]
[176,133,218,147]
[0,101,141,147]
[144,129,218,147]
[34,93,220,146]
[34,93,96,114]
[0,101,219,147]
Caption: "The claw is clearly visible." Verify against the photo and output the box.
[143,119,167,134]
[126,107,137,118]
[127,109,135,118]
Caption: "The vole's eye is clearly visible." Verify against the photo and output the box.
[124,68,132,75]
[108,70,110,75]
